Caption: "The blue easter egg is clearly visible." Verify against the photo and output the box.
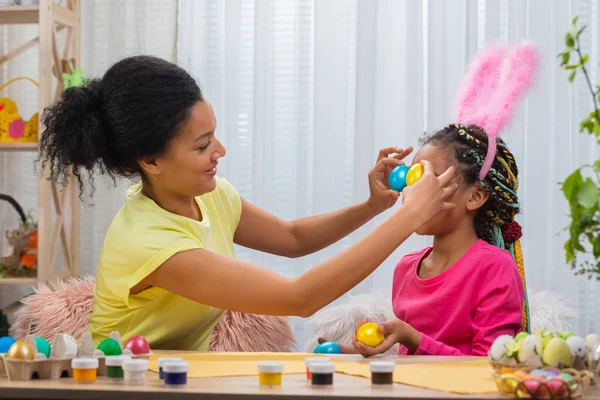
[530,369,548,376]
[314,342,341,354]
[388,164,409,192]
[0,336,16,353]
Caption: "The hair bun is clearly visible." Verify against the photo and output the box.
[38,78,111,193]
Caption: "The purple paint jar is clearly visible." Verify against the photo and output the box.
[163,361,189,387]
[157,357,184,380]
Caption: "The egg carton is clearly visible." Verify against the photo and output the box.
[1,332,152,381]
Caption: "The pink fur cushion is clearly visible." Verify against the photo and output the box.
[9,276,296,352]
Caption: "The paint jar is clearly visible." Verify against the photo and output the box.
[304,357,330,381]
[122,359,148,385]
[369,361,395,386]
[157,357,184,380]
[71,358,99,383]
[257,362,283,388]
[105,355,131,381]
[309,361,335,387]
[163,361,189,387]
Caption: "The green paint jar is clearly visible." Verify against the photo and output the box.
[105,355,131,381]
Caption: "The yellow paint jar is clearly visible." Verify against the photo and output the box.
[257,362,283,388]
[71,358,99,383]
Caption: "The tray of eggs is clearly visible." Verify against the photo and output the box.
[0,331,151,381]
[494,366,593,399]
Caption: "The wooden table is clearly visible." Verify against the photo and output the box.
[0,355,598,400]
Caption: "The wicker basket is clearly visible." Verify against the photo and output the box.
[493,365,593,399]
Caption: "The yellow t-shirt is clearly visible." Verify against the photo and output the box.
[87,176,242,351]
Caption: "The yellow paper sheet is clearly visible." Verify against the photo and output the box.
[335,359,497,395]
[149,353,497,394]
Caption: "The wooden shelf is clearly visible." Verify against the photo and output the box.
[0,278,37,285]
[0,5,39,24]
[0,0,81,285]
[0,142,38,151]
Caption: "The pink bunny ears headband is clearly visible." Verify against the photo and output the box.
[453,41,540,179]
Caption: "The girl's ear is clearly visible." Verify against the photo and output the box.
[466,185,490,211]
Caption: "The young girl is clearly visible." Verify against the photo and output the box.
[351,124,527,357]
[321,41,538,357]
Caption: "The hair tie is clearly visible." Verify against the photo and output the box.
[501,221,522,243]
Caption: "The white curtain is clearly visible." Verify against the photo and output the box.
[178,0,600,348]
[0,0,178,306]
[2,0,599,351]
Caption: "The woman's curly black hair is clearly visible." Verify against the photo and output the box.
[420,124,520,249]
[36,55,203,197]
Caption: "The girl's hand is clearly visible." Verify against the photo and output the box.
[366,147,414,214]
[352,318,402,357]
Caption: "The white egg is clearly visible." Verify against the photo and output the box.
[518,335,542,365]
[567,336,587,358]
[585,333,600,350]
[63,334,78,357]
[489,335,515,362]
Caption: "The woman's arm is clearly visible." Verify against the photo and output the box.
[143,161,456,318]
[234,147,412,258]
[234,198,381,258]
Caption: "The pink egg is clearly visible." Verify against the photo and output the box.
[546,378,568,397]
[124,336,150,355]
[524,379,548,397]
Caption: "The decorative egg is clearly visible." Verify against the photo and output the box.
[559,373,578,391]
[356,322,383,347]
[529,369,549,377]
[518,335,542,365]
[489,334,516,363]
[406,163,424,186]
[546,378,569,397]
[63,334,78,356]
[542,337,572,367]
[513,370,529,379]
[6,340,34,360]
[523,377,548,397]
[314,342,341,354]
[566,336,587,358]
[97,338,122,356]
[585,333,600,350]
[496,373,518,394]
[0,336,16,353]
[35,337,51,358]
[388,164,409,192]
[124,336,150,355]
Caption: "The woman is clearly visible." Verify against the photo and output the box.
[38,55,457,350]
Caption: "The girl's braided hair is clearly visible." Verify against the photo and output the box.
[421,123,521,250]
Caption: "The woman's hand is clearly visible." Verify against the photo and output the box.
[400,159,458,226]
[366,147,414,214]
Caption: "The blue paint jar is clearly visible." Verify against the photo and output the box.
[163,361,189,387]
[157,357,184,380]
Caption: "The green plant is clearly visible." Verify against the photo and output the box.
[558,17,600,279]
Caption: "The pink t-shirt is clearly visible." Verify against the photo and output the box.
[392,239,524,356]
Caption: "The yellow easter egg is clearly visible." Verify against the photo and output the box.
[496,373,519,394]
[6,340,34,360]
[406,163,424,186]
[356,322,384,347]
